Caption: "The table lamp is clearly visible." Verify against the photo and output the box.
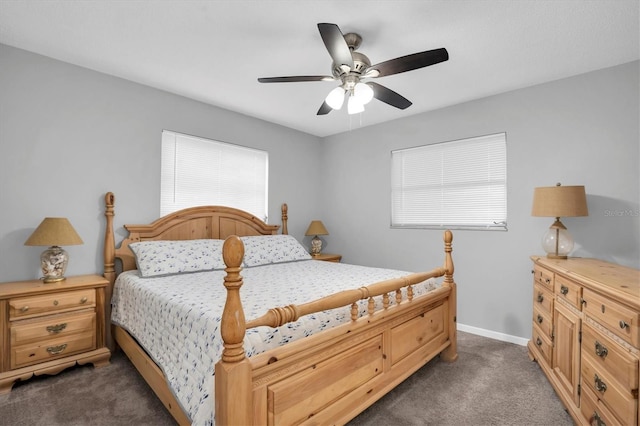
[305,220,329,256]
[531,183,588,259]
[24,217,84,282]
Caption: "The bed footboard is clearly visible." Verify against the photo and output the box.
[216,231,457,425]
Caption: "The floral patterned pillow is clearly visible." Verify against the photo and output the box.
[129,239,226,277]
[240,234,311,267]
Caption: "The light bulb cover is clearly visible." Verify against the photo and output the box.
[354,82,374,104]
[348,95,365,114]
[325,87,345,110]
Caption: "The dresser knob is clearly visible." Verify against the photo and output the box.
[46,323,68,334]
[560,285,568,295]
[537,294,544,303]
[46,343,68,355]
[80,296,88,304]
[619,320,630,329]
[594,341,608,358]
[536,315,543,324]
[20,305,29,312]
[536,337,542,346]
[594,374,607,393]
[590,411,606,426]
[53,300,59,306]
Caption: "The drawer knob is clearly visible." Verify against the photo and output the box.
[536,337,542,346]
[590,412,606,426]
[537,293,544,303]
[544,278,550,284]
[46,323,68,334]
[619,320,630,330]
[536,314,543,324]
[560,285,568,295]
[20,305,29,313]
[46,343,68,355]
[53,300,59,306]
[594,374,607,393]
[80,296,88,304]
[594,341,608,358]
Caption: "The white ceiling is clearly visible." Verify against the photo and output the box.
[1,1,638,137]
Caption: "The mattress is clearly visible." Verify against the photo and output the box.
[111,259,440,425]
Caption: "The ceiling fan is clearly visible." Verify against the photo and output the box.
[258,23,449,116]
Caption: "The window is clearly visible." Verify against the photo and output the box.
[161,130,268,220]
[391,133,507,230]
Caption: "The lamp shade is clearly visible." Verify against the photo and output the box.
[25,217,84,246]
[305,220,329,236]
[531,185,588,218]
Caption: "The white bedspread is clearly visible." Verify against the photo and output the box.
[111,259,440,425]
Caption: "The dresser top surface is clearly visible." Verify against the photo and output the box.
[532,256,639,308]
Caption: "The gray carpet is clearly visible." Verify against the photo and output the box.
[0,331,572,425]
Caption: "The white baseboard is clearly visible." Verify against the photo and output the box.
[457,323,529,346]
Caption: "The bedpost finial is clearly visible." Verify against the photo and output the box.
[105,192,115,207]
[444,229,453,245]
[223,235,244,268]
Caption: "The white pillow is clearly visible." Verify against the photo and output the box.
[240,234,311,267]
[129,239,226,277]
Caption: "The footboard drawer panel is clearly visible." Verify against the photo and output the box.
[267,335,383,425]
[391,302,445,365]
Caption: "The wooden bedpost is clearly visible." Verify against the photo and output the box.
[440,229,458,362]
[281,203,288,235]
[215,236,253,425]
[104,192,116,350]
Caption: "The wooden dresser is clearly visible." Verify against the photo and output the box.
[0,275,111,393]
[528,256,639,425]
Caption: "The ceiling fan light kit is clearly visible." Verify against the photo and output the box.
[258,23,449,116]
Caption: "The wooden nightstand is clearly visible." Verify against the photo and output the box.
[0,274,111,393]
[312,253,342,263]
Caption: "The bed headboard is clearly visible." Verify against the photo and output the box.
[104,192,286,282]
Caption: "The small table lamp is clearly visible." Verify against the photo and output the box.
[305,220,329,256]
[531,183,588,259]
[24,217,84,283]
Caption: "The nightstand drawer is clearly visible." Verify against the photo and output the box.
[583,288,639,347]
[582,322,638,391]
[11,331,96,369]
[533,265,554,291]
[9,289,95,320]
[11,311,96,346]
[555,275,582,310]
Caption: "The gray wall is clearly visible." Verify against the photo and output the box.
[1,43,638,341]
[0,44,322,282]
[320,60,639,340]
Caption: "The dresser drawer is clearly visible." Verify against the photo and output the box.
[8,289,95,320]
[11,331,96,369]
[582,322,639,391]
[11,311,96,346]
[583,288,639,347]
[555,275,582,311]
[580,384,623,426]
[532,323,553,367]
[533,264,554,291]
[582,355,638,426]
[533,283,554,317]
[533,303,553,338]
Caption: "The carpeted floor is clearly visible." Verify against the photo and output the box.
[0,331,572,425]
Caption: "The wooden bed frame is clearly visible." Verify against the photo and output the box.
[103,192,458,425]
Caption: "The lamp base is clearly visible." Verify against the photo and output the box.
[541,218,574,260]
[310,235,323,256]
[40,246,69,283]
[546,254,568,260]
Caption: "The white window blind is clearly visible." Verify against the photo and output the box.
[161,130,268,220]
[391,133,507,230]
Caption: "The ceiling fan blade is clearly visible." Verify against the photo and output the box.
[369,82,412,110]
[317,23,353,70]
[317,101,332,115]
[368,48,448,78]
[258,76,334,83]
